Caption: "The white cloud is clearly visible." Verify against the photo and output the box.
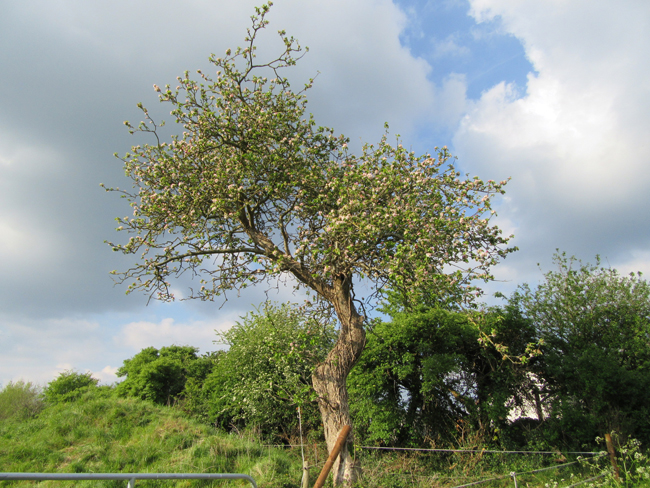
[432,73,469,128]
[0,317,108,386]
[93,365,120,385]
[0,313,238,387]
[453,0,650,288]
[116,317,235,353]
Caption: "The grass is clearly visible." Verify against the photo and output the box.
[0,389,301,487]
[341,449,600,488]
[0,388,647,487]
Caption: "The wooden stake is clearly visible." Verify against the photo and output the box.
[604,433,620,481]
[313,426,352,488]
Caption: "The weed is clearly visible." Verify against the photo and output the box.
[576,435,650,488]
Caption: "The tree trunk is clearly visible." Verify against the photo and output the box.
[533,386,544,421]
[312,275,366,487]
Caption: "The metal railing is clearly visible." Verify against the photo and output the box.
[0,472,257,488]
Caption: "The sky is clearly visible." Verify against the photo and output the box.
[1,0,649,387]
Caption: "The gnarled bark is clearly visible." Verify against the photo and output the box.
[312,275,365,487]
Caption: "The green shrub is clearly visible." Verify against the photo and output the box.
[115,345,214,406]
[510,252,650,448]
[0,380,44,420]
[201,302,335,440]
[44,370,99,404]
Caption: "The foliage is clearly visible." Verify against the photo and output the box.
[348,305,537,447]
[573,435,650,488]
[44,370,99,404]
[605,436,650,487]
[510,252,650,447]
[0,380,44,421]
[473,303,544,446]
[104,1,513,319]
[116,345,215,406]
[349,308,477,446]
[0,385,606,488]
[199,302,335,439]
[3,365,643,488]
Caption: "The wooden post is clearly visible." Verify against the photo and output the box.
[301,459,310,488]
[313,426,352,488]
[604,433,620,481]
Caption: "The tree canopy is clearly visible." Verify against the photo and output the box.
[44,370,98,404]
[348,304,537,448]
[115,345,213,406]
[105,3,513,309]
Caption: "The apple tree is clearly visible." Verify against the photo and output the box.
[105,4,514,484]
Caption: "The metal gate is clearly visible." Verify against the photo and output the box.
[0,472,257,487]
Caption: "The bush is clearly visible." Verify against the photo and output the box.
[44,370,99,404]
[348,306,537,447]
[0,380,44,420]
[115,345,214,406]
[509,252,650,448]
[201,302,335,440]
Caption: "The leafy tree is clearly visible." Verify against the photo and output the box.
[199,302,335,439]
[116,345,213,405]
[105,4,513,483]
[510,252,650,447]
[470,304,542,446]
[348,305,537,448]
[44,370,99,404]
[349,308,477,446]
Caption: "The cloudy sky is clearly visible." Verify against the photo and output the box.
[1,0,648,386]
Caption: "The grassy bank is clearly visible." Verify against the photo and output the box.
[0,388,645,487]
[0,388,301,487]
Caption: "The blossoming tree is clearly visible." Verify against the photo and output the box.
[105,4,514,485]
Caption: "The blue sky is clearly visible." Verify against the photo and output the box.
[396,0,533,96]
[1,0,649,386]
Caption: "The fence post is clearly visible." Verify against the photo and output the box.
[604,433,620,481]
[313,426,351,488]
[127,477,136,488]
[510,471,518,488]
[301,459,310,488]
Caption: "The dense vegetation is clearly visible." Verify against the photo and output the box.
[511,253,650,448]
[101,254,650,453]
[87,4,650,484]
[2,253,650,486]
